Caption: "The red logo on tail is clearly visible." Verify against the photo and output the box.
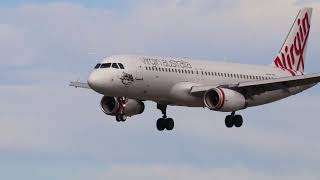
[274,12,310,73]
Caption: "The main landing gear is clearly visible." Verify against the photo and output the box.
[156,104,174,131]
[225,112,243,128]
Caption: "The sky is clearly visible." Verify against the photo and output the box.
[1,0,320,179]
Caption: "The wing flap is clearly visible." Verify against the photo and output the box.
[238,73,320,88]
[191,73,320,96]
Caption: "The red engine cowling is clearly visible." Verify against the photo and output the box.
[100,96,145,117]
[204,88,246,112]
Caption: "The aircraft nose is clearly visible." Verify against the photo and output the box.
[87,71,104,91]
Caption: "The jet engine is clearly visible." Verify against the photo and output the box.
[204,88,246,112]
[100,96,145,117]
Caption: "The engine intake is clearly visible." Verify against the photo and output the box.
[100,96,145,117]
[204,88,246,112]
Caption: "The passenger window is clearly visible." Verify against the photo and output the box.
[112,63,119,69]
[118,63,125,69]
[94,63,101,69]
[101,63,111,68]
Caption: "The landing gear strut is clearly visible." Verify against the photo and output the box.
[225,112,243,128]
[156,104,174,131]
[115,97,127,122]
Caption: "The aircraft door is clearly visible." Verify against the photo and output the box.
[135,65,143,80]
[195,68,203,82]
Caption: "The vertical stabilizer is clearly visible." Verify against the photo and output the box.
[272,8,313,74]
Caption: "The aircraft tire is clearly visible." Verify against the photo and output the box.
[166,118,174,131]
[225,115,234,128]
[156,118,166,131]
[234,115,243,128]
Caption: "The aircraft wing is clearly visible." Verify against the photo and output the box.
[191,73,320,97]
[69,81,91,89]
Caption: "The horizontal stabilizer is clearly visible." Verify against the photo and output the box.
[69,81,91,89]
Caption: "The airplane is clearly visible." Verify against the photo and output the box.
[71,8,320,131]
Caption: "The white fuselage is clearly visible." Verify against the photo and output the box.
[87,55,311,110]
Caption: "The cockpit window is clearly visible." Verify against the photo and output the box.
[118,63,124,69]
[118,63,125,69]
[94,63,101,69]
[112,63,119,69]
[101,63,111,68]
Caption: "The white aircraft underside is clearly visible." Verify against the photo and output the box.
[71,8,320,131]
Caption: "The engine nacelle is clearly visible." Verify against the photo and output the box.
[204,88,246,112]
[100,96,145,117]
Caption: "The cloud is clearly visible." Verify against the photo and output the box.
[1,1,320,180]
[2,0,320,72]
[95,164,319,180]
[296,0,320,5]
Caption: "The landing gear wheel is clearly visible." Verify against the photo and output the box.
[166,118,174,131]
[234,115,243,128]
[156,118,166,131]
[225,115,233,128]
[116,115,127,122]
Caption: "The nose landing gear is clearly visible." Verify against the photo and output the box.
[115,97,127,122]
[116,114,127,122]
[225,112,243,128]
[156,104,174,131]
